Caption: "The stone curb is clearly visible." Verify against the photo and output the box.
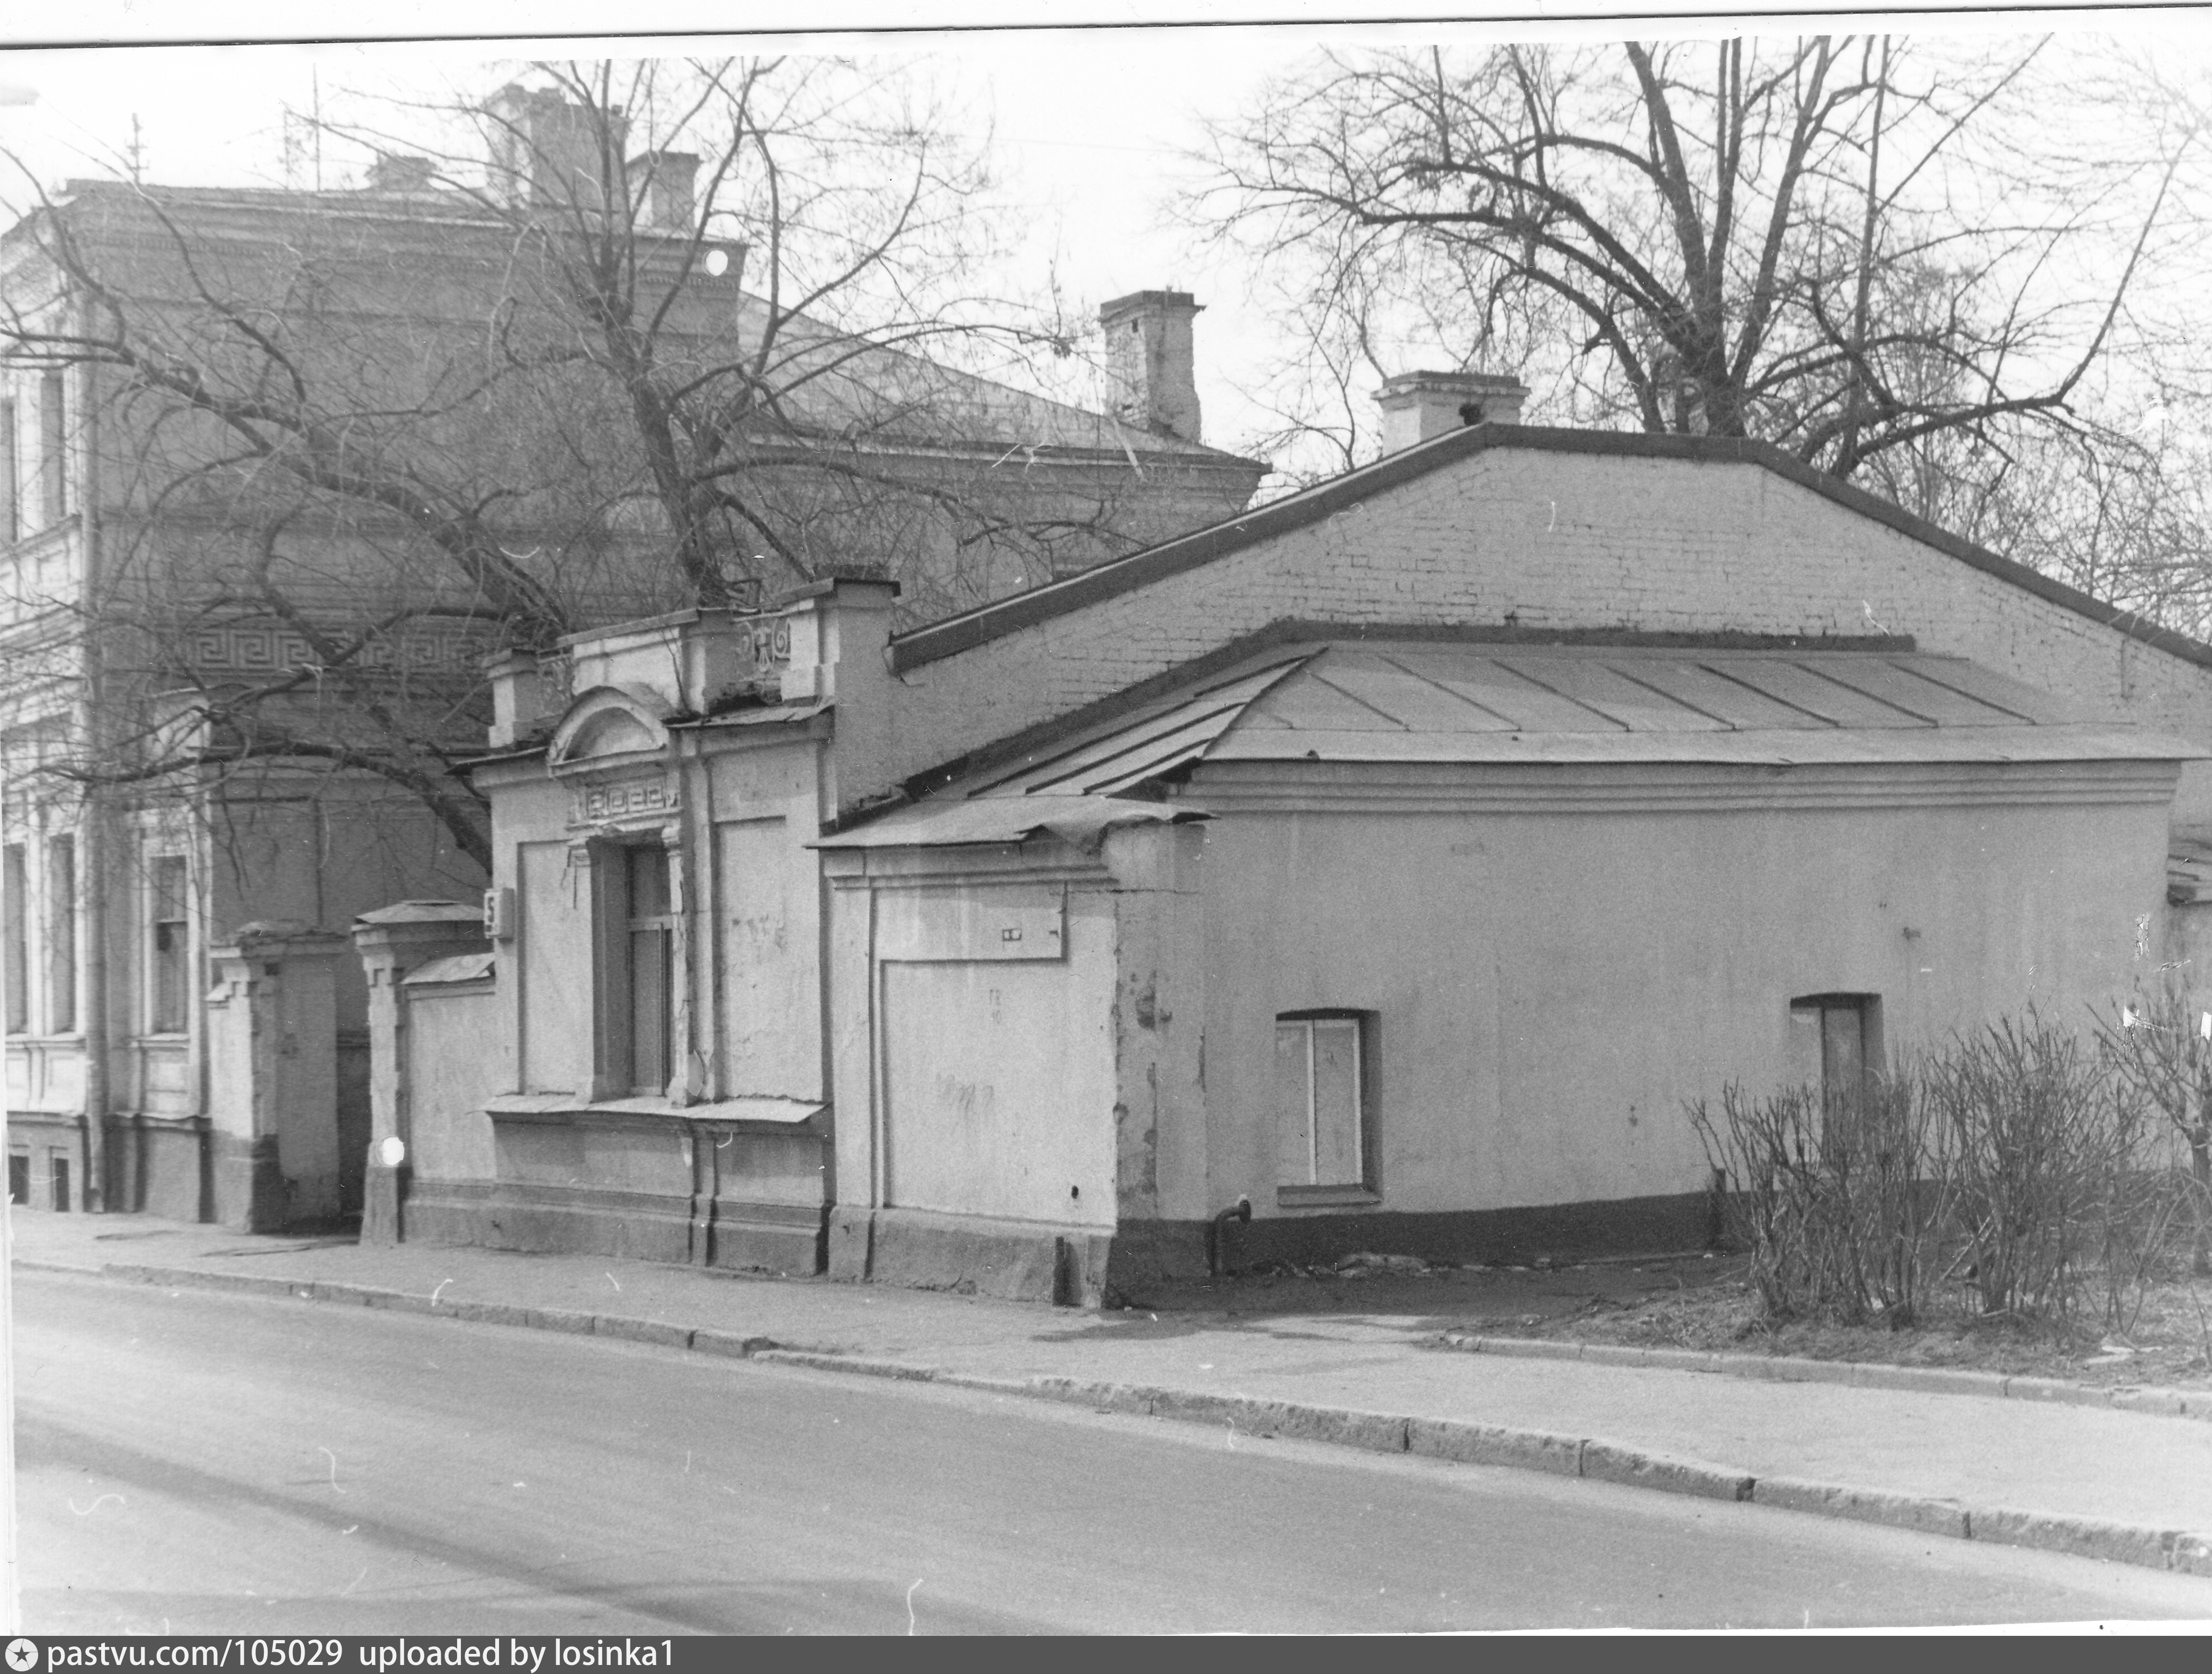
[1436,1331,2210,1421]
[35,1256,2212,1582]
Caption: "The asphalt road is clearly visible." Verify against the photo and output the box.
[15,1268,2212,1634]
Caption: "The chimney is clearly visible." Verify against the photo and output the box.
[483,649,555,749]
[486,84,628,214]
[1099,290,1203,444]
[775,573,903,818]
[626,150,700,232]
[1376,370,1530,454]
[365,154,437,194]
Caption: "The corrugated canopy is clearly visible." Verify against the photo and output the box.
[821,641,2204,850]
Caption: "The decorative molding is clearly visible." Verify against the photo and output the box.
[546,685,675,779]
[742,615,794,671]
[186,622,492,674]
[570,775,680,828]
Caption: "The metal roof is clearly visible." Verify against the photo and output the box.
[826,640,2202,849]
[815,793,1208,852]
[401,951,497,987]
[961,657,1310,798]
[978,643,2196,782]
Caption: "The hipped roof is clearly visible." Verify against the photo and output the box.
[23,180,1264,471]
[819,639,2203,850]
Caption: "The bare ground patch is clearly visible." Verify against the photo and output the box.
[1132,1250,2212,1392]
[1437,1253,2212,1391]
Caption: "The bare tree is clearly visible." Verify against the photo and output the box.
[0,56,1243,869]
[1194,34,2202,491]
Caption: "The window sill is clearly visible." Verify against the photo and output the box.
[1277,1185,1382,1209]
[487,1092,827,1129]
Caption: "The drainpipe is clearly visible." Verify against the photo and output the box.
[77,350,110,1213]
[1208,1195,1251,1278]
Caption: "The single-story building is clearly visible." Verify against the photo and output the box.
[818,635,2194,1297]
[363,381,2212,1299]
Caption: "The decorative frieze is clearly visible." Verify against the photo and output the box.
[572,776,680,827]
[188,623,491,674]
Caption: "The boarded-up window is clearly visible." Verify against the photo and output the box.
[1790,993,1881,1161]
[46,834,73,1033]
[39,370,64,526]
[1276,1012,1370,1194]
[622,845,674,1096]
[149,856,190,1034]
[3,844,25,1034]
[519,841,592,1097]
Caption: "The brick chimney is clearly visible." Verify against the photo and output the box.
[1376,371,1530,454]
[1099,290,1203,444]
[486,84,627,213]
[627,150,699,231]
[365,154,437,194]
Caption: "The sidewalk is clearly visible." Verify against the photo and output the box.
[12,1208,2212,1580]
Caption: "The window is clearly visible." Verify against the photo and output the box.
[49,1152,69,1213]
[1276,1011,1375,1201]
[3,844,24,1035]
[1790,993,1882,1161]
[149,856,190,1034]
[39,369,65,526]
[46,834,74,1033]
[0,399,16,543]
[601,843,673,1097]
[6,1153,24,1206]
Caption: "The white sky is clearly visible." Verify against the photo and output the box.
[5,5,2212,464]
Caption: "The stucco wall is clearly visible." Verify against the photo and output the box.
[406,980,503,1183]
[1179,763,2176,1223]
[704,739,826,1103]
[824,857,1127,1231]
[872,888,1118,1228]
[882,446,2212,829]
[481,726,837,1108]
[515,832,592,1097]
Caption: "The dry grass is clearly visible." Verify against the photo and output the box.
[1465,1253,2212,1390]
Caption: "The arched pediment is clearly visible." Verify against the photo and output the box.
[547,684,675,774]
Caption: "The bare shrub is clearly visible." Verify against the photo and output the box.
[2097,981,2212,1278]
[1690,1071,1949,1325]
[1695,1014,2175,1333]
[1921,1017,2153,1328]
[2093,1163,2202,1335]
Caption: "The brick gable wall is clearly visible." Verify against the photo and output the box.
[878,443,2212,827]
